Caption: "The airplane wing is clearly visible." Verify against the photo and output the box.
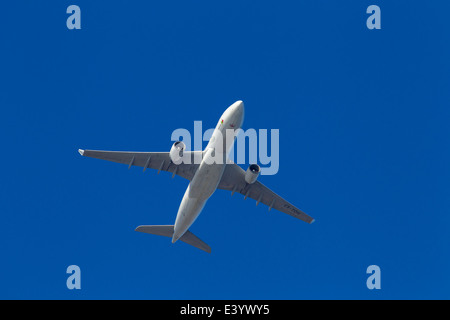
[217,162,314,224]
[78,149,200,181]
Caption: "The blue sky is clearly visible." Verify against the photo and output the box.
[1,1,449,299]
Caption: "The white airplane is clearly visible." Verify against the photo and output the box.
[78,101,314,253]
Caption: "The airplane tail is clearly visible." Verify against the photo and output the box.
[135,225,211,253]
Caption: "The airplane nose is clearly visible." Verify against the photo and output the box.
[233,100,244,115]
[233,101,245,127]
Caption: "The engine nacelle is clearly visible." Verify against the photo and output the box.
[170,141,186,164]
[245,164,261,184]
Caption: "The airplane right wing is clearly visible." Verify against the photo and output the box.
[217,162,314,224]
[78,149,201,181]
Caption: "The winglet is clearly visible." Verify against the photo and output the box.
[78,149,85,156]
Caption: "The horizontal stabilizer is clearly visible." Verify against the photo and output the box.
[135,225,211,253]
[135,225,174,237]
[178,230,211,253]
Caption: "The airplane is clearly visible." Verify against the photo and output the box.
[78,100,314,253]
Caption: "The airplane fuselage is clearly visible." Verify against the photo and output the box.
[172,101,245,242]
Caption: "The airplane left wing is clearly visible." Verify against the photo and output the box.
[217,162,315,224]
[78,149,200,181]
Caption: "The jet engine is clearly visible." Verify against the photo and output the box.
[170,141,186,164]
[245,164,261,184]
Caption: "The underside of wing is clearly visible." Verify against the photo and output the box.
[217,162,314,224]
[78,149,200,181]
